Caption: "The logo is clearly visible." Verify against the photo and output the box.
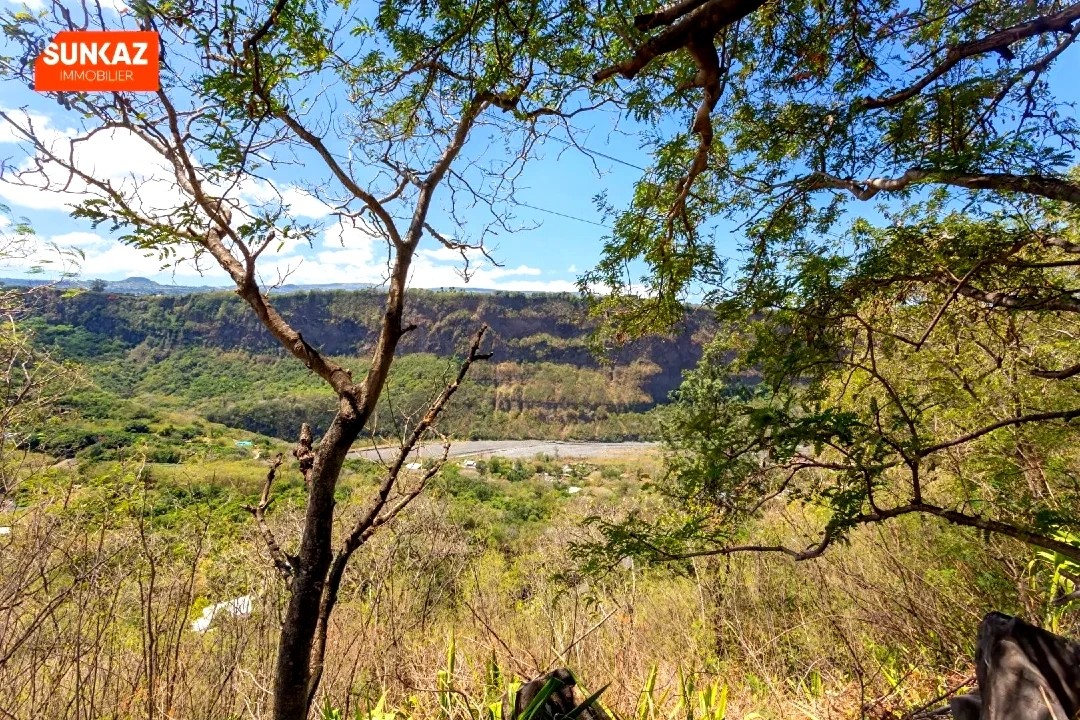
[35,31,160,92]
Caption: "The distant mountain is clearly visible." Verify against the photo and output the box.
[25,286,711,405]
[0,276,220,296]
[1,276,512,296]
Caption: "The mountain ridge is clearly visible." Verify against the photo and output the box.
[2,276,522,297]
[26,286,710,407]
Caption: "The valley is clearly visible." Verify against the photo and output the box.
[350,439,659,461]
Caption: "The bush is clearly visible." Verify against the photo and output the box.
[146,447,181,463]
[504,460,530,482]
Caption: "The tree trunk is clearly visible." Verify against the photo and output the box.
[272,411,362,720]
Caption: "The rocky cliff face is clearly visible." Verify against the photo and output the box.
[29,288,709,403]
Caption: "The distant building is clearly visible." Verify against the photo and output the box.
[235,440,254,448]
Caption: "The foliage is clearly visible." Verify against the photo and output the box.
[580,0,1080,566]
[584,0,1080,326]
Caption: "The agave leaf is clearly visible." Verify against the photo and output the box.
[712,684,727,720]
[636,664,658,720]
[519,677,565,720]
[563,683,610,720]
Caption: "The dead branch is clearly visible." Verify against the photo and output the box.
[304,325,493,705]
[341,325,491,560]
[243,454,294,580]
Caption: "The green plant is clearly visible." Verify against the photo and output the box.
[1029,528,1080,632]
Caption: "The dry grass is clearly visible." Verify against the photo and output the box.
[0,476,1053,720]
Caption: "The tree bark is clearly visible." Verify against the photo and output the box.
[272,411,365,720]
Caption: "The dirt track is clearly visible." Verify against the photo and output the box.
[349,439,657,462]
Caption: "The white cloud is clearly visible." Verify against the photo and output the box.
[45,231,113,248]
[235,178,334,220]
[0,109,334,229]
[0,221,576,292]
[0,109,575,293]
[2,0,46,12]
[0,228,227,284]
[255,219,573,291]
[3,0,129,15]
[0,113,184,216]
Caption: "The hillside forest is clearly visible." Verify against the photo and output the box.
[2,1,1080,720]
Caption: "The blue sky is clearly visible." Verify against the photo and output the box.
[0,0,672,293]
[3,1,1077,295]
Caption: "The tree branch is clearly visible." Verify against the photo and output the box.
[863,2,1080,109]
[593,0,765,82]
[917,407,1080,456]
[634,0,715,30]
[949,280,1080,314]
[1030,362,1080,380]
[244,454,295,580]
[808,169,1080,205]
[650,500,1080,565]
[305,326,492,706]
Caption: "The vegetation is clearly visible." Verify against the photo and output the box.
[14,287,700,443]
[582,0,1080,571]
[30,321,667,444]
[3,0,1080,719]
[0,440,1053,720]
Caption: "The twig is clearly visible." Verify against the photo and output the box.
[900,675,976,720]
[243,454,294,580]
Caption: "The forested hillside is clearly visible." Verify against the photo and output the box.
[22,287,708,441]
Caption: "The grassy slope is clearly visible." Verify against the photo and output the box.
[2,289,1056,720]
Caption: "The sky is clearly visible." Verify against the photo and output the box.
[0,0,671,294]
[3,2,1078,297]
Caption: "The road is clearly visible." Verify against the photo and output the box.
[349,439,658,462]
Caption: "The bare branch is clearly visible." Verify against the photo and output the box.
[305,326,492,706]
[348,325,492,552]
[243,454,295,580]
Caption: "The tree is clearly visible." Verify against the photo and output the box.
[0,207,88,686]
[0,2,608,717]
[579,1,1080,566]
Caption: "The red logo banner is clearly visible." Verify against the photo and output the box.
[35,31,160,92]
